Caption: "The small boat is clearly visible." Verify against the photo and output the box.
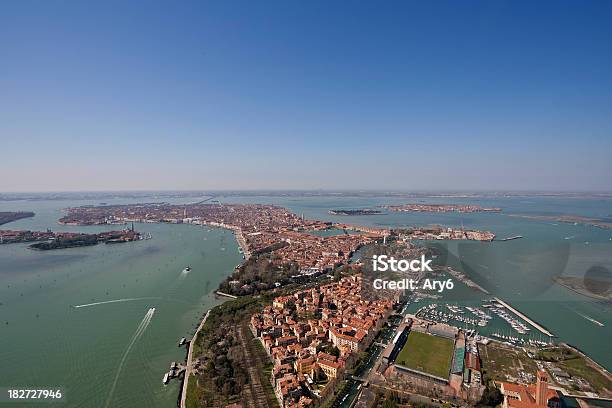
[183,266,192,273]
[162,372,170,384]
[178,337,187,347]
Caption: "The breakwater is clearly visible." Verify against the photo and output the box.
[493,297,554,337]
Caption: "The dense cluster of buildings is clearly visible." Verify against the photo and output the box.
[58,203,498,267]
[0,229,55,244]
[385,204,501,213]
[270,230,374,271]
[60,203,385,270]
[0,228,143,247]
[397,226,496,241]
[249,275,394,407]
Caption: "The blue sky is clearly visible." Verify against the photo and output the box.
[1,0,611,191]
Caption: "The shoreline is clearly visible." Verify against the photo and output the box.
[179,309,210,408]
[553,277,612,302]
[198,221,252,260]
[0,211,35,226]
[177,221,251,407]
[49,217,253,407]
[561,342,612,382]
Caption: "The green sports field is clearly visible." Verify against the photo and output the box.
[395,331,454,378]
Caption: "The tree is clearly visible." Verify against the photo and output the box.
[478,384,503,407]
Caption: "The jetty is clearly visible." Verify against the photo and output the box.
[215,291,238,299]
[446,267,490,295]
[493,297,554,337]
[180,309,210,408]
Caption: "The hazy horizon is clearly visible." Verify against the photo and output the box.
[2,1,611,192]
[1,188,612,195]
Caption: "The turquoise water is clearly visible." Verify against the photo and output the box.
[0,198,242,407]
[0,194,610,408]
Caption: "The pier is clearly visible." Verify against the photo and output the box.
[493,297,554,337]
[215,291,238,299]
[180,309,210,408]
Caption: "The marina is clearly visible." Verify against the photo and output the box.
[415,303,491,327]
[493,297,555,337]
[413,297,555,347]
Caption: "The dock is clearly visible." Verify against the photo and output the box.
[179,309,210,408]
[493,297,554,337]
[215,290,238,299]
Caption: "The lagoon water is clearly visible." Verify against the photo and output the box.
[0,194,611,407]
[0,197,242,407]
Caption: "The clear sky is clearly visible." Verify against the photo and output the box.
[1,0,611,192]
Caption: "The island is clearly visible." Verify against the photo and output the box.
[328,209,382,215]
[52,203,499,293]
[0,229,54,244]
[0,228,145,248]
[553,276,612,301]
[395,225,496,241]
[0,211,35,226]
[58,203,383,277]
[508,214,612,229]
[384,203,501,213]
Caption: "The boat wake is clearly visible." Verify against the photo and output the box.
[564,305,605,327]
[104,307,156,408]
[576,311,605,327]
[179,267,192,278]
[73,297,160,308]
